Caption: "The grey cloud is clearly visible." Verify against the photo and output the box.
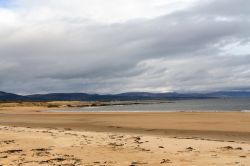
[194,0,250,17]
[0,0,250,94]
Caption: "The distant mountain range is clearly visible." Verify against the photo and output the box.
[1,91,250,101]
[0,91,29,101]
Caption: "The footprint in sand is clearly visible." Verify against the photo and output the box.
[130,161,148,165]
[220,146,243,151]
[39,155,82,165]
[31,148,52,157]
[160,159,172,164]
[0,140,15,145]
[1,149,23,154]
[186,147,195,152]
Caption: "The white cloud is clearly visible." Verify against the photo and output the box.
[6,0,196,23]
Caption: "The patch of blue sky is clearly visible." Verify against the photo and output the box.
[0,0,11,8]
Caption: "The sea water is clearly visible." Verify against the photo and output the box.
[48,98,250,112]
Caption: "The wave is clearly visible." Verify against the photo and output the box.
[241,110,250,112]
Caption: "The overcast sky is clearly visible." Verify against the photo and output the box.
[0,0,250,94]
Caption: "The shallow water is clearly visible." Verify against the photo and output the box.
[48,98,250,112]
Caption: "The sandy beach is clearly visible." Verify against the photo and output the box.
[1,102,250,165]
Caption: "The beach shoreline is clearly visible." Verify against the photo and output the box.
[1,102,250,165]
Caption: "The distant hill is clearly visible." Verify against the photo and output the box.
[0,91,250,101]
[206,91,250,98]
[0,91,27,101]
[26,92,212,101]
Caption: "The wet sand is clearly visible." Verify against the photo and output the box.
[1,103,250,165]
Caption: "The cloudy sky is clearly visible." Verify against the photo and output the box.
[0,0,250,94]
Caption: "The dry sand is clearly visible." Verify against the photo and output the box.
[0,102,250,165]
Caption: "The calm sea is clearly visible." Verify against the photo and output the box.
[51,98,250,112]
